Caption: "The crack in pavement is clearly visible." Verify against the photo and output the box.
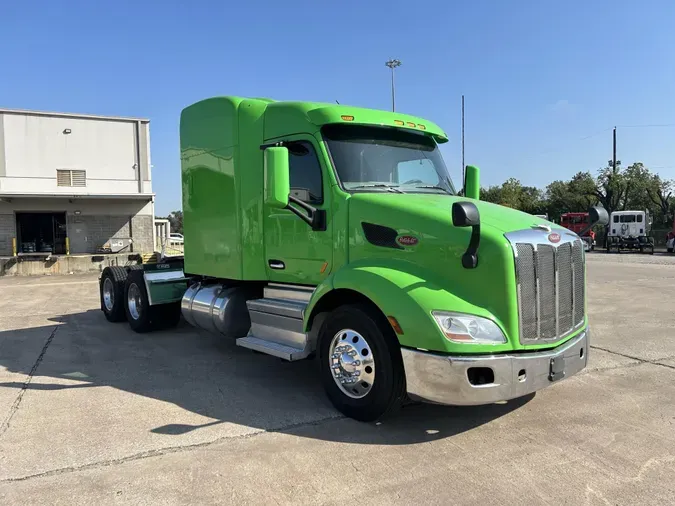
[0,413,345,483]
[590,345,675,371]
[0,325,59,438]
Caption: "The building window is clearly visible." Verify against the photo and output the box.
[57,169,87,187]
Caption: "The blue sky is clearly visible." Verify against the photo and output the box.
[2,0,675,215]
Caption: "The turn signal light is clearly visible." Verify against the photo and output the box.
[387,316,404,335]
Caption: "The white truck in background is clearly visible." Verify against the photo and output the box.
[606,210,654,254]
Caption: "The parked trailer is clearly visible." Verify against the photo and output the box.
[606,210,654,254]
[99,96,608,422]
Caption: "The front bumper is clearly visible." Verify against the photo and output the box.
[401,328,588,406]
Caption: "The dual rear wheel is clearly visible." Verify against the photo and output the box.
[100,266,181,332]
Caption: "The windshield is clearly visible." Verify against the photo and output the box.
[322,125,456,194]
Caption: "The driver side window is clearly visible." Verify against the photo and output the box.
[287,141,323,204]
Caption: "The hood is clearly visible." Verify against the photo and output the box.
[349,193,561,235]
[346,192,564,343]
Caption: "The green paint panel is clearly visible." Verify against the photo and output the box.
[181,97,244,279]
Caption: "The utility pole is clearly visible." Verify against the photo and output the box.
[385,59,401,112]
[461,95,465,191]
[612,126,617,174]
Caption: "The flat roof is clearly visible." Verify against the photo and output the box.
[0,107,149,123]
[0,193,154,200]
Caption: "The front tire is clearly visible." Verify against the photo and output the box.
[124,269,154,333]
[317,304,406,422]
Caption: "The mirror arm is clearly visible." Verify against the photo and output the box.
[287,195,327,232]
[462,224,480,269]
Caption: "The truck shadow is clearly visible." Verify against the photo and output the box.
[0,310,534,445]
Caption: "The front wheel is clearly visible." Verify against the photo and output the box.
[317,304,406,422]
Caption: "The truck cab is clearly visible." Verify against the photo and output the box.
[560,212,595,252]
[99,96,608,421]
[606,210,653,254]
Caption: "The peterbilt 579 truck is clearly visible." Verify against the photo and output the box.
[98,96,608,421]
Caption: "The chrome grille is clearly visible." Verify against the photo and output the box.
[510,231,586,344]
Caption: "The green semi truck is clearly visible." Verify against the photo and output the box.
[98,96,608,421]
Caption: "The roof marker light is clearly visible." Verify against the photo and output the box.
[394,120,405,126]
[341,115,354,121]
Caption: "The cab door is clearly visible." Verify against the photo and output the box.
[263,135,333,285]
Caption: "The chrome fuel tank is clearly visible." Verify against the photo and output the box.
[181,283,260,338]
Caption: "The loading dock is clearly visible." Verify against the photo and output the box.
[15,212,67,255]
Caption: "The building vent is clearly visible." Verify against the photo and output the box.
[57,169,87,187]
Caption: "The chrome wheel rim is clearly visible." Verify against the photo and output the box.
[127,283,142,320]
[329,329,375,399]
[102,278,114,312]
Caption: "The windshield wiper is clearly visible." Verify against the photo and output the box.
[350,184,405,194]
[409,185,451,194]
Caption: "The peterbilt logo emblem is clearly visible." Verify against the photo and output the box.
[396,235,419,247]
[548,233,561,244]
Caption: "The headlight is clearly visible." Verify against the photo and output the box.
[431,311,506,344]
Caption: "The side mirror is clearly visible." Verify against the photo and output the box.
[464,165,480,200]
[452,201,480,227]
[264,147,290,209]
[452,201,481,269]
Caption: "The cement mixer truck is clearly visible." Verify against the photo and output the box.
[98,96,607,421]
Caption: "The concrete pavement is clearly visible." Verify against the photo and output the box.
[0,257,674,504]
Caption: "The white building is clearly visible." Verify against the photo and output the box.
[0,108,155,256]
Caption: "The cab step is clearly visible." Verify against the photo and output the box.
[235,283,315,362]
[236,336,309,361]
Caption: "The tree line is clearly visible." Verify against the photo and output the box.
[480,160,675,228]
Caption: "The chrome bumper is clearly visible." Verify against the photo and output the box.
[401,329,589,406]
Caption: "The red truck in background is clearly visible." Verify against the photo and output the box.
[561,212,596,251]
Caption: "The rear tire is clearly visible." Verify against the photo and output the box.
[317,304,406,422]
[124,269,154,333]
[100,266,129,322]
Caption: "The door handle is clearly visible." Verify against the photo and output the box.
[268,260,285,270]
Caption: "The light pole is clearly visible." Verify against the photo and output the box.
[385,59,401,112]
